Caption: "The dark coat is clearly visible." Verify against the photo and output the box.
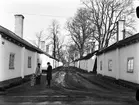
[46,65,52,80]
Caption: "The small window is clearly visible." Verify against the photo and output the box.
[9,53,15,69]
[100,61,102,70]
[127,57,134,73]
[28,56,32,68]
[108,60,112,71]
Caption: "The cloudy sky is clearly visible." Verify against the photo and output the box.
[0,0,82,42]
[0,0,139,43]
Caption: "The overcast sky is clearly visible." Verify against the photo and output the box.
[0,0,139,44]
[0,0,82,42]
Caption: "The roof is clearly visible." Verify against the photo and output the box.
[97,33,139,55]
[74,50,98,62]
[0,25,44,53]
[43,52,60,62]
[0,25,59,61]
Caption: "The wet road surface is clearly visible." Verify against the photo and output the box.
[0,67,139,105]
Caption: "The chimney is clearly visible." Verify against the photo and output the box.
[117,20,125,41]
[40,41,45,51]
[46,45,49,54]
[14,14,24,38]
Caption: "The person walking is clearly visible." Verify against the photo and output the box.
[35,63,41,85]
[46,62,52,87]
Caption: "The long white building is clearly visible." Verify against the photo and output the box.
[0,14,60,83]
[97,20,139,84]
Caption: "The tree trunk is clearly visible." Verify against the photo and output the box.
[53,34,56,58]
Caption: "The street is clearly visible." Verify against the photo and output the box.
[0,67,138,105]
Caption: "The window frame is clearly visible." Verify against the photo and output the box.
[100,61,102,71]
[28,56,32,68]
[9,53,15,69]
[108,59,112,71]
[127,57,134,73]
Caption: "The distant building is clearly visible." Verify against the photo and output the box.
[70,2,139,84]
[39,41,62,69]
[71,51,97,72]
[72,19,139,84]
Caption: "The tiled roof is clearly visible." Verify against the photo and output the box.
[97,33,139,55]
[74,50,98,61]
[0,25,57,60]
[74,33,139,61]
[0,25,44,53]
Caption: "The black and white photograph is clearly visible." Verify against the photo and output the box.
[0,0,139,104]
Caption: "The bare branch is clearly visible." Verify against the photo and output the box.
[82,0,135,49]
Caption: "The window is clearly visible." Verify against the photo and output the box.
[28,56,32,68]
[127,57,134,73]
[100,61,102,70]
[9,53,15,69]
[108,60,112,71]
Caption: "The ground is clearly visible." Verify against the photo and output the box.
[0,67,139,105]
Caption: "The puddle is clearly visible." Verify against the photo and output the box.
[54,71,66,86]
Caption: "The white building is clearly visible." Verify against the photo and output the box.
[39,41,63,70]
[97,20,139,84]
[0,14,60,83]
[39,53,62,70]
[70,51,97,72]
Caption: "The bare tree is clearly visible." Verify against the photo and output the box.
[48,19,66,62]
[36,31,44,48]
[48,20,60,58]
[30,30,44,48]
[66,8,95,58]
[55,35,65,60]
[58,49,68,66]
[67,44,78,62]
[82,0,135,49]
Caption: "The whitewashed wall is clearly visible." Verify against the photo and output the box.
[58,62,63,66]
[97,50,117,78]
[79,60,87,70]
[97,43,139,84]
[75,61,79,68]
[72,55,96,72]
[119,43,139,83]
[87,56,96,72]
[39,54,48,70]
[39,54,61,70]
[54,60,61,68]
[0,36,39,82]
[0,37,22,81]
[24,49,37,76]
[0,36,62,82]
[79,58,96,72]
[97,54,103,75]
[74,62,77,67]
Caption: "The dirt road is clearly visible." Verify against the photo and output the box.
[0,67,138,105]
